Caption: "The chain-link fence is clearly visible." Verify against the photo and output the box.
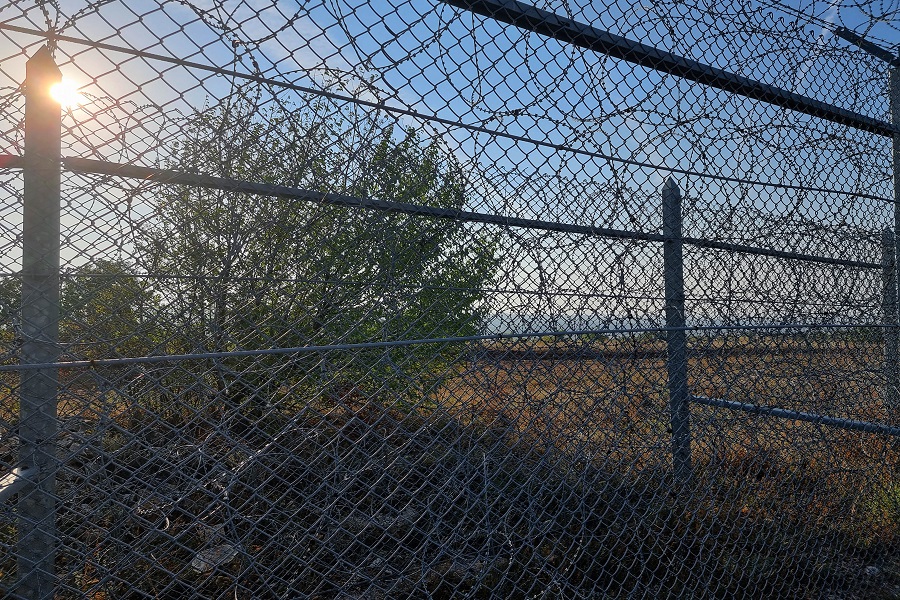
[0,0,899,597]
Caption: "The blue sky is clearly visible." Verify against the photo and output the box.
[0,0,890,199]
[0,0,894,328]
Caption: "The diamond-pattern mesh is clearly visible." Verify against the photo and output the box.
[0,0,899,597]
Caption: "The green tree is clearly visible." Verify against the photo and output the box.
[140,92,496,406]
[60,259,161,361]
[0,277,19,367]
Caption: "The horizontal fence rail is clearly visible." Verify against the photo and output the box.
[690,395,900,438]
[439,0,899,137]
[0,154,884,269]
[0,321,896,370]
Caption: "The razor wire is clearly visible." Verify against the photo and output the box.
[0,0,898,598]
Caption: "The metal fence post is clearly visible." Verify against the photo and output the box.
[18,46,61,599]
[662,177,692,484]
[891,65,900,421]
[883,229,898,413]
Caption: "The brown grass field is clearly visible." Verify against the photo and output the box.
[440,336,900,586]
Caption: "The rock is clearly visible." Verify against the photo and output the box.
[190,543,240,573]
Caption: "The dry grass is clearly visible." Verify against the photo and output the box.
[441,336,900,543]
[0,335,898,598]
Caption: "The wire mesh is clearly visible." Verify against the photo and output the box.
[0,0,899,598]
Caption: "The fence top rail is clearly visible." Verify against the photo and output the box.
[0,154,884,270]
[438,0,898,138]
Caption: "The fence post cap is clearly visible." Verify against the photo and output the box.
[662,177,680,195]
[26,45,60,73]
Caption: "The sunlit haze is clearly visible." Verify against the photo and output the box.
[49,79,83,107]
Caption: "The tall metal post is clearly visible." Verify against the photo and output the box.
[18,46,61,599]
[882,229,898,412]
[892,65,900,420]
[662,177,692,484]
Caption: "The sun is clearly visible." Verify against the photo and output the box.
[49,79,84,108]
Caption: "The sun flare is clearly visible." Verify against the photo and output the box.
[49,79,83,108]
